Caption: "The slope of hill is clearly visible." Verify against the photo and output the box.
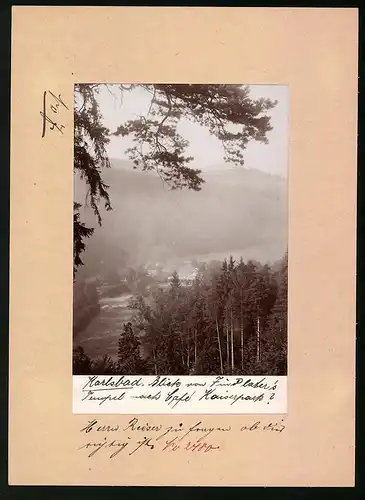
[74,158,287,273]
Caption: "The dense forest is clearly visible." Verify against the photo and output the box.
[73,252,287,376]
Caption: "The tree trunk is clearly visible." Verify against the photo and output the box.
[153,348,157,375]
[240,287,244,371]
[230,308,234,372]
[180,335,184,367]
[226,321,229,370]
[187,331,190,372]
[215,318,224,375]
[256,314,260,364]
[194,328,197,371]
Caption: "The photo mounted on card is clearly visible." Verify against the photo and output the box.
[72,83,288,415]
[9,7,357,486]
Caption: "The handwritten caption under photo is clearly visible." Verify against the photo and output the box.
[73,375,287,414]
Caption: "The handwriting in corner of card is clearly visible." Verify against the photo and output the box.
[40,90,69,138]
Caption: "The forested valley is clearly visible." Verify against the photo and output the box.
[72,84,288,377]
[73,252,287,376]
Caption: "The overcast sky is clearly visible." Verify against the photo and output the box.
[95,84,289,178]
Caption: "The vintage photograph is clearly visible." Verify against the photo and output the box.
[73,83,288,377]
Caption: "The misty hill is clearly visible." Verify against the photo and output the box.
[74,159,287,273]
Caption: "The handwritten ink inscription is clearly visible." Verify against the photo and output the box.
[77,417,286,459]
[40,90,69,137]
[73,375,287,414]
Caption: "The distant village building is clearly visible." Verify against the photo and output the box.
[167,265,199,287]
[181,268,199,286]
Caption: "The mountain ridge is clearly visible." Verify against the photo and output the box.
[74,158,287,271]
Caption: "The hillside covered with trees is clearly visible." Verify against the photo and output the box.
[74,159,287,276]
[73,252,287,376]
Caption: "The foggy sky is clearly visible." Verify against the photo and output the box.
[96,84,289,178]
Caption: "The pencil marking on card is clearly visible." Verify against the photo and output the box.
[40,90,68,137]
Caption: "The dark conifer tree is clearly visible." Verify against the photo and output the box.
[117,322,146,374]
[73,346,92,375]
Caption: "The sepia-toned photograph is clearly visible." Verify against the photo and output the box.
[73,83,288,377]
